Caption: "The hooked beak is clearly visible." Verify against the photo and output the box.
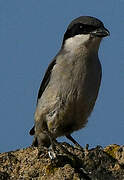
[91,26,110,37]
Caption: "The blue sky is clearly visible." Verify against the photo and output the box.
[0,0,124,153]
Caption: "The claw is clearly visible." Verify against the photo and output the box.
[48,150,56,159]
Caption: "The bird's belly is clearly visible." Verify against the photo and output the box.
[36,60,101,137]
[44,71,101,136]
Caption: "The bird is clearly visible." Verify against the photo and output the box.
[30,16,109,151]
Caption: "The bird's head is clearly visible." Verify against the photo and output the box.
[62,16,110,53]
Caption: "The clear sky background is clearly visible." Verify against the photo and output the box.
[0,0,124,153]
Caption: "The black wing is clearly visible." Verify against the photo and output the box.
[29,58,56,136]
[37,58,56,101]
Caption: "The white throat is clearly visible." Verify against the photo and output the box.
[64,34,90,52]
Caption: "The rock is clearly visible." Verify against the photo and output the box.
[0,143,124,180]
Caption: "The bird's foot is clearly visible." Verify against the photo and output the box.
[48,140,71,159]
[48,148,57,159]
[48,139,60,159]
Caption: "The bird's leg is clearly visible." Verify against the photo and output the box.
[66,134,83,150]
[43,130,72,158]
[42,130,58,159]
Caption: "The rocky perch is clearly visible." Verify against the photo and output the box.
[0,143,124,180]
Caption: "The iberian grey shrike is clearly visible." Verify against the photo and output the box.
[30,16,109,154]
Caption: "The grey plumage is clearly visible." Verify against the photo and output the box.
[30,16,109,148]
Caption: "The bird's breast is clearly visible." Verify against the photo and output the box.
[36,52,102,135]
[51,53,101,100]
[50,53,102,126]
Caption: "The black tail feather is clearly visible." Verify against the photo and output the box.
[29,126,35,135]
